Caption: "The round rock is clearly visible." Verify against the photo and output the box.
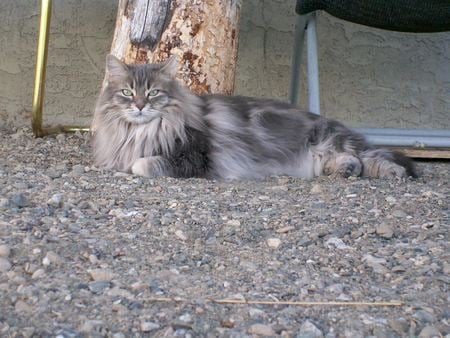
[418,326,441,338]
[376,224,394,239]
[0,244,11,257]
[0,257,12,272]
[248,323,275,336]
[10,193,29,208]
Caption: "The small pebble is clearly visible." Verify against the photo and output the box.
[140,321,160,332]
[388,318,409,335]
[175,230,188,241]
[42,251,61,266]
[0,257,12,272]
[248,308,266,318]
[310,184,323,194]
[298,320,324,338]
[0,198,9,208]
[267,238,281,249]
[385,196,397,204]
[14,300,34,314]
[227,219,241,227]
[0,244,11,257]
[21,327,35,338]
[71,164,85,175]
[31,269,45,279]
[220,319,235,328]
[413,310,435,323]
[392,209,407,218]
[112,333,126,338]
[10,193,29,208]
[376,224,394,239]
[325,237,353,250]
[363,255,388,274]
[248,323,276,336]
[47,193,64,208]
[276,226,294,233]
[179,313,193,323]
[88,268,116,281]
[418,326,441,338]
[46,169,61,179]
[88,281,111,294]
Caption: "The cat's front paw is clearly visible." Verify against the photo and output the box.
[323,154,362,178]
[131,156,166,178]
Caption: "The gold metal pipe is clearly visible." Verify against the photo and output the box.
[32,0,52,137]
[41,126,90,135]
[31,0,90,137]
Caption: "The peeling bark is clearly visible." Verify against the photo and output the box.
[109,0,241,95]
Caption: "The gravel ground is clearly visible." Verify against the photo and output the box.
[0,128,448,338]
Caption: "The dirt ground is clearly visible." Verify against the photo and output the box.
[0,129,448,337]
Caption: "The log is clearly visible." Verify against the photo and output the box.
[109,0,241,95]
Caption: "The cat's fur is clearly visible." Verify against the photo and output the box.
[92,55,417,180]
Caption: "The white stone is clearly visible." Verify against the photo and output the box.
[325,237,353,250]
[267,238,281,249]
[31,269,45,279]
[47,193,64,207]
[175,230,188,241]
[140,321,160,332]
[227,219,241,227]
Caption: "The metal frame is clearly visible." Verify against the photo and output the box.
[289,14,450,148]
[32,0,89,137]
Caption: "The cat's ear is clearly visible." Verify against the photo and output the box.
[106,54,128,79]
[160,56,179,77]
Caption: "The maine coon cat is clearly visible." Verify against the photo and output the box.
[92,55,417,180]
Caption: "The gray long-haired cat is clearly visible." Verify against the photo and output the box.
[92,55,417,180]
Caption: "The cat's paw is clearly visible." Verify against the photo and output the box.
[131,156,166,178]
[341,160,362,178]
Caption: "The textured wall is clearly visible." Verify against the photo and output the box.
[0,0,449,129]
[236,0,450,128]
[0,0,115,128]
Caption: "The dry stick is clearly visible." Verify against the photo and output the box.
[145,297,403,307]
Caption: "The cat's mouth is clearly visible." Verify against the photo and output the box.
[127,109,162,124]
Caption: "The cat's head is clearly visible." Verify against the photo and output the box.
[102,55,179,124]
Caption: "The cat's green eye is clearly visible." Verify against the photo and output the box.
[148,89,160,97]
[121,89,133,96]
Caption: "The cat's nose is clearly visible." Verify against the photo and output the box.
[135,102,145,111]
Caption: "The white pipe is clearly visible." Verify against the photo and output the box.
[354,128,450,147]
[307,13,320,115]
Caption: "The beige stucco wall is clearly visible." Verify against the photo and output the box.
[1,0,449,129]
[0,0,115,128]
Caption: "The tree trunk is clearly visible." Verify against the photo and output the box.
[109,0,241,95]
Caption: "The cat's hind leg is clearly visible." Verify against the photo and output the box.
[360,149,417,178]
[131,156,168,178]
